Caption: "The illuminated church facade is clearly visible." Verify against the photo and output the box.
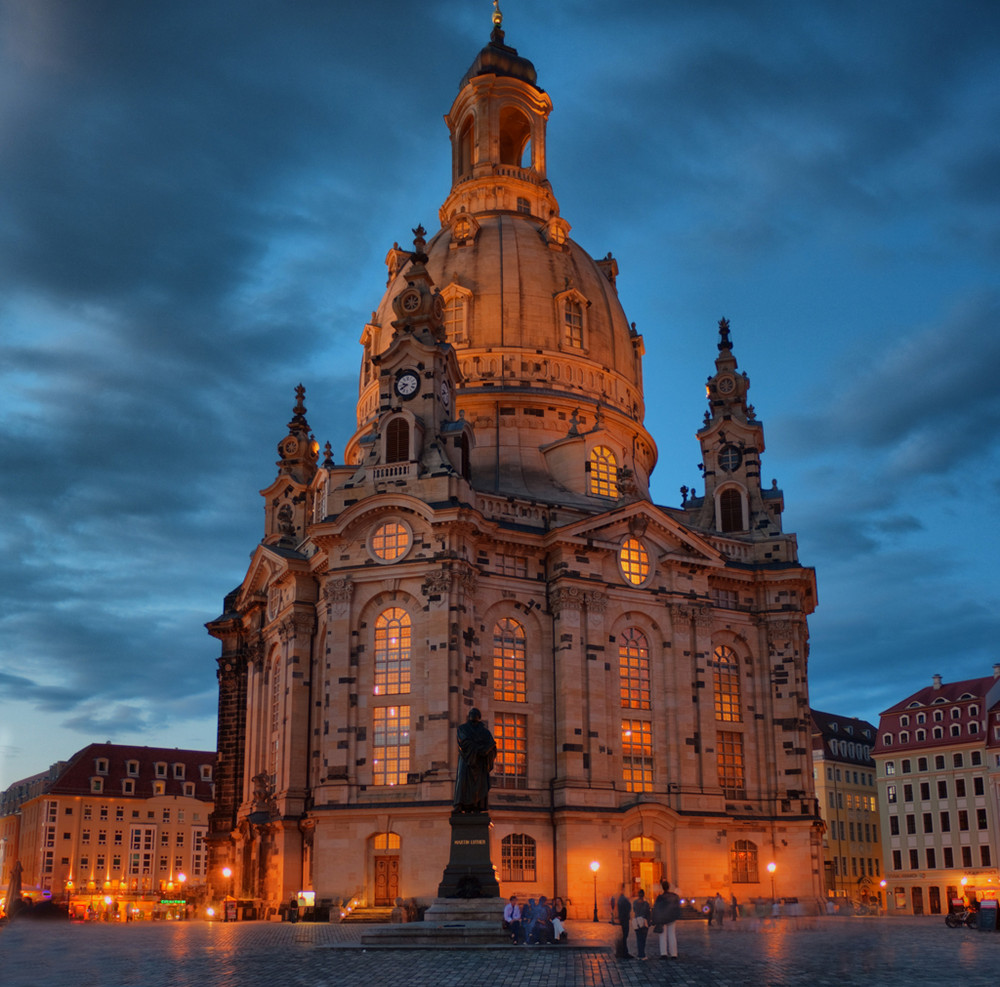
[207,14,822,917]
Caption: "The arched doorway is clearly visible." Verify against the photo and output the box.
[629,836,661,898]
[372,832,400,906]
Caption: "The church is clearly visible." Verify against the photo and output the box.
[207,10,823,918]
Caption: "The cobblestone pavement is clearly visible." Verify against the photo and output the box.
[1,915,996,987]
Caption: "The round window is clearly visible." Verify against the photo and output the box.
[370,521,411,563]
[619,537,650,586]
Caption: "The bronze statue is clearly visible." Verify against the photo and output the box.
[453,708,497,812]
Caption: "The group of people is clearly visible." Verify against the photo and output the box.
[701,891,739,926]
[614,881,682,960]
[502,894,568,944]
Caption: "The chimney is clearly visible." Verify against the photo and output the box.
[932,674,942,689]
[993,664,1000,680]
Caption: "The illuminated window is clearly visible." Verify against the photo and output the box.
[619,628,650,710]
[493,618,526,703]
[371,521,410,562]
[713,645,742,722]
[372,706,410,786]
[618,538,649,586]
[494,712,527,789]
[373,832,401,851]
[731,840,759,883]
[444,294,466,341]
[717,731,745,799]
[719,488,744,532]
[588,446,618,498]
[374,608,411,696]
[629,836,656,854]
[564,299,584,348]
[501,834,536,882]
[386,418,409,463]
[622,719,653,792]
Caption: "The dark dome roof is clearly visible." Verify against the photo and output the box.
[460,39,538,89]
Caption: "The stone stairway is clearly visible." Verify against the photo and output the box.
[341,905,394,924]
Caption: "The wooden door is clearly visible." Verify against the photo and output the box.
[374,856,399,905]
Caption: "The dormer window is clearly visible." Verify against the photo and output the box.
[153,781,165,795]
[200,765,213,782]
[588,446,618,498]
[91,777,104,793]
[95,758,109,775]
[173,763,185,780]
[126,760,139,777]
[564,299,583,348]
[183,782,195,797]
[155,762,167,778]
[122,779,134,795]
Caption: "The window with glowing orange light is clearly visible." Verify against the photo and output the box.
[371,521,410,562]
[372,706,410,786]
[564,299,584,348]
[618,537,649,585]
[374,608,411,696]
[494,712,527,789]
[372,832,401,851]
[492,618,526,702]
[713,645,742,722]
[589,446,618,498]
[731,840,759,883]
[619,627,650,709]
[621,719,653,792]
[717,731,746,799]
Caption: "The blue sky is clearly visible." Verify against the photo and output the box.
[1,0,997,789]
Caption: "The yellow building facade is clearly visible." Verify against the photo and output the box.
[208,15,822,918]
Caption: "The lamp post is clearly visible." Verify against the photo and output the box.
[222,867,232,922]
[767,861,777,903]
[590,861,600,922]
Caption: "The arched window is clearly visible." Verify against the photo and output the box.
[713,645,741,722]
[619,628,650,710]
[731,840,759,883]
[498,106,531,167]
[386,418,409,463]
[564,298,584,348]
[372,831,401,851]
[374,608,411,695]
[587,446,617,498]
[501,833,536,882]
[372,705,410,786]
[458,117,474,176]
[493,618,526,702]
[719,488,744,532]
[444,294,467,342]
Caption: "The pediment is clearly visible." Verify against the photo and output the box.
[547,502,725,567]
[237,542,308,605]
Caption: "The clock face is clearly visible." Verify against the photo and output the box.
[717,375,736,395]
[719,444,742,472]
[440,380,451,408]
[395,371,419,397]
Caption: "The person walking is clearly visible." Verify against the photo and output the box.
[615,885,633,959]
[651,879,681,960]
[713,892,726,927]
[632,888,651,959]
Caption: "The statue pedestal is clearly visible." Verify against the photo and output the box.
[437,810,500,899]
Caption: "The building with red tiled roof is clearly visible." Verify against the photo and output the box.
[810,710,883,908]
[872,669,1000,916]
[0,742,215,920]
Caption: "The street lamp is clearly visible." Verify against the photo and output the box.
[767,861,777,903]
[222,867,233,922]
[590,861,600,923]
